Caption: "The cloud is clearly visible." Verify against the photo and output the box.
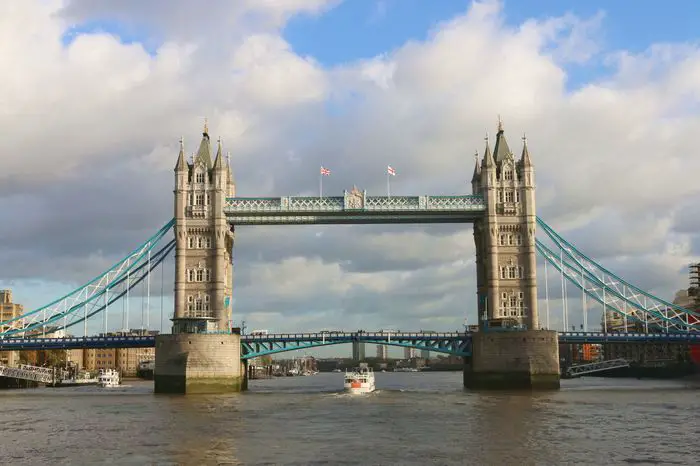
[2,0,700,341]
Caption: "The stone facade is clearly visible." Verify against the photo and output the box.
[467,120,560,390]
[157,123,245,394]
[0,290,24,366]
[472,120,538,330]
[173,123,235,333]
[154,333,246,394]
[464,330,560,389]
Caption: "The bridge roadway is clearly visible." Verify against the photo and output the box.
[0,331,697,358]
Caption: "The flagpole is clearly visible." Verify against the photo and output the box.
[319,171,323,198]
[387,171,390,198]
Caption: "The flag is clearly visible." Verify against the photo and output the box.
[320,166,331,176]
[387,165,396,176]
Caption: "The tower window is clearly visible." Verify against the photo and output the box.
[205,237,212,248]
[507,235,513,246]
[188,237,194,249]
[514,191,520,203]
[206,194,211,205]
[196,173,205,184]
[500,267,506,279]
[505,191,514,203]
[197,237,204,248]
[515,234,522,246]
[504,170,513,181]
[187,270,194,282]
[195,194,204,206]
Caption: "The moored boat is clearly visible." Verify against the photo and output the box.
[344,367,375,394]
[97,369,121,388]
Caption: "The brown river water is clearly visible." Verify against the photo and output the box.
[0,372,697,465]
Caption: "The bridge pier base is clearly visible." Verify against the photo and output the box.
[463,330,560,390]
[154,333,247,394]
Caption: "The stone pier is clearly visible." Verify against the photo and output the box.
[154,333,247,394]
[463,330,560,390]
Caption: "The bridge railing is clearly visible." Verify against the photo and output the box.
[224,195,485,213]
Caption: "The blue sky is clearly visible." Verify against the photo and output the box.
[5,0,700,357]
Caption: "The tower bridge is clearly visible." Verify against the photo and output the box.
[1,119,699,394]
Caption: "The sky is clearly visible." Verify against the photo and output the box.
[2,0,700,358]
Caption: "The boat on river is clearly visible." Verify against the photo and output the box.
[97,369,121,388]
[343,367,375,394]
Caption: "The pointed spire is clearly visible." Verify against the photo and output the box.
[521,133,532,167]
[213,137,225,170]
[492,115,512,164]
[194,121,213,168]
[471,150,481,182]
[175,136,187,171]
[481,132,494,168]
[226,151,234,182]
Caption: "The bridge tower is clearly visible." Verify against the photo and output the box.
[467,118,560,389]
[155,121,246,394]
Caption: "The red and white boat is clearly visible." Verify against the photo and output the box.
[343,367,375,394]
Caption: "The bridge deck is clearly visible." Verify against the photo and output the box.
[224,195,485,224]
[0,332,696,352]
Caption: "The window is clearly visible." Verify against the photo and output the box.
[497,191,503,203]
[188,237,194,249]
[204,295,210,303]
[196,270,204,282]
[507,235,513,246]
[505,191,514,203]
[504,170,513,181]
[187,296,194,303]
[206,194,211,205]
[515,234,522,246]
[195,300,202,311]
[502,292,507,300]
[196,172,205,183]
[197,237,204,248]
[518,292,524,299]
[499,234,506,246]
[500,267,507,279]
[205,237,212,248]
[195,194,204,206]
[514,191,520,203]
[187,270,194,282]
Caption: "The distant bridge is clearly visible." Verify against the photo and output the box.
[0,331,697,358]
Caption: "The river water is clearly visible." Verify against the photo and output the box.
[0,373,697,465]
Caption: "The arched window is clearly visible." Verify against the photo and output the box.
[196,172,205,184]
[188,237,194,249]
[504,170,513,181]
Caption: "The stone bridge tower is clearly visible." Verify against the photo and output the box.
[472,118,538,330]
[172,121,235,334]
[155,121,246,395]
[467,119,559,390]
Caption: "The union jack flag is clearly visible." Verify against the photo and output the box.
[387,165,396,176]
[320,166,331,176]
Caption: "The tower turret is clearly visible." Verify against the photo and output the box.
[474,117,539,330]
[172,120,234,334]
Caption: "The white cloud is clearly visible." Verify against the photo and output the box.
[2,0,700,338]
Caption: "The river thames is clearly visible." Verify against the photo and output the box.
[0,372,697,465]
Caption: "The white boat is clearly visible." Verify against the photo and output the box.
[97,369,121,388]
[344,367,375,394]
